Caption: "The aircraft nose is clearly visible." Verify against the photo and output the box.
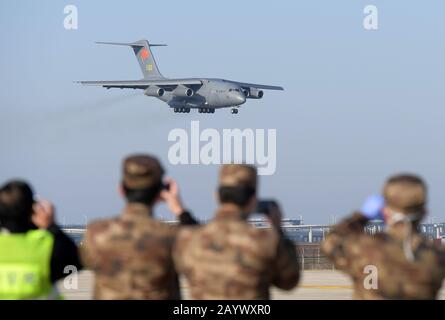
[234,92,246,105]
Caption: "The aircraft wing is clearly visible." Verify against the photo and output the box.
[230,81,284,91]
[78,79,203,89]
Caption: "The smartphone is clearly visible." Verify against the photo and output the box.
[162,183,170,191]
[255,200,279,216]
[33,194,41,204]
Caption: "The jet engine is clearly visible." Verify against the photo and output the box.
[172,85,194,97]
[247,88,264,99]
[144,86,165,97]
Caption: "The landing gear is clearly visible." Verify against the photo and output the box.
[173,107,190,113]
[231,108,239,114]
[198,108,215,114]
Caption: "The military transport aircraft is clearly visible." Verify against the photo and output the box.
[79,40,284,114]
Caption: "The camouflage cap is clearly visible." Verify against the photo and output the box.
[383,174,427,214]
[122,154,164,189]
[219,164,257,189]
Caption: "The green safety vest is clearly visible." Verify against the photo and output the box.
[0,229,54,299]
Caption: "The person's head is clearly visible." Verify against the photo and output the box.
[216,164,257,214]
[381,174,427,226]
[0,180,35,231]
[120,154,165,207]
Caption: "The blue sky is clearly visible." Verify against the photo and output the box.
[1,0,444,224]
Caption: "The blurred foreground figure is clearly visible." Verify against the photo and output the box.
[322,174,445,299]
[81,154,194,299]
[174,164,300,299]
[0,180,81,299]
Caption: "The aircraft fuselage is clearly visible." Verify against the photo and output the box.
[156,79,246,110]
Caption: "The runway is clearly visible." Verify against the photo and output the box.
[57,270,445,300]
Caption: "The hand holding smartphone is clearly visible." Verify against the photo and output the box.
[32,198,55,229]
[255,199,282,231]
[255,200,279,216]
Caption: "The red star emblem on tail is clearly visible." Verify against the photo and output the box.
[140,48,150,61]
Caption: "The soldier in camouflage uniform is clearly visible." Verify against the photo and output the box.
[80,154,194,299]
[322,174,445,299]
[174,164,300,299]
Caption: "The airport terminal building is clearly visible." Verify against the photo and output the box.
[64,218,445,246]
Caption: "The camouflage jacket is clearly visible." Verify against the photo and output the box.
[173,204,300,299]
[80,203,180,300]
[321,212,445,299]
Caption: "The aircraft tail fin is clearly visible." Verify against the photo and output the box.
[96,40,166,79]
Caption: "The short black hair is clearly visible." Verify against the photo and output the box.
[122,183,162,206]
[0,180,34,229]
[218,186,256,207]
